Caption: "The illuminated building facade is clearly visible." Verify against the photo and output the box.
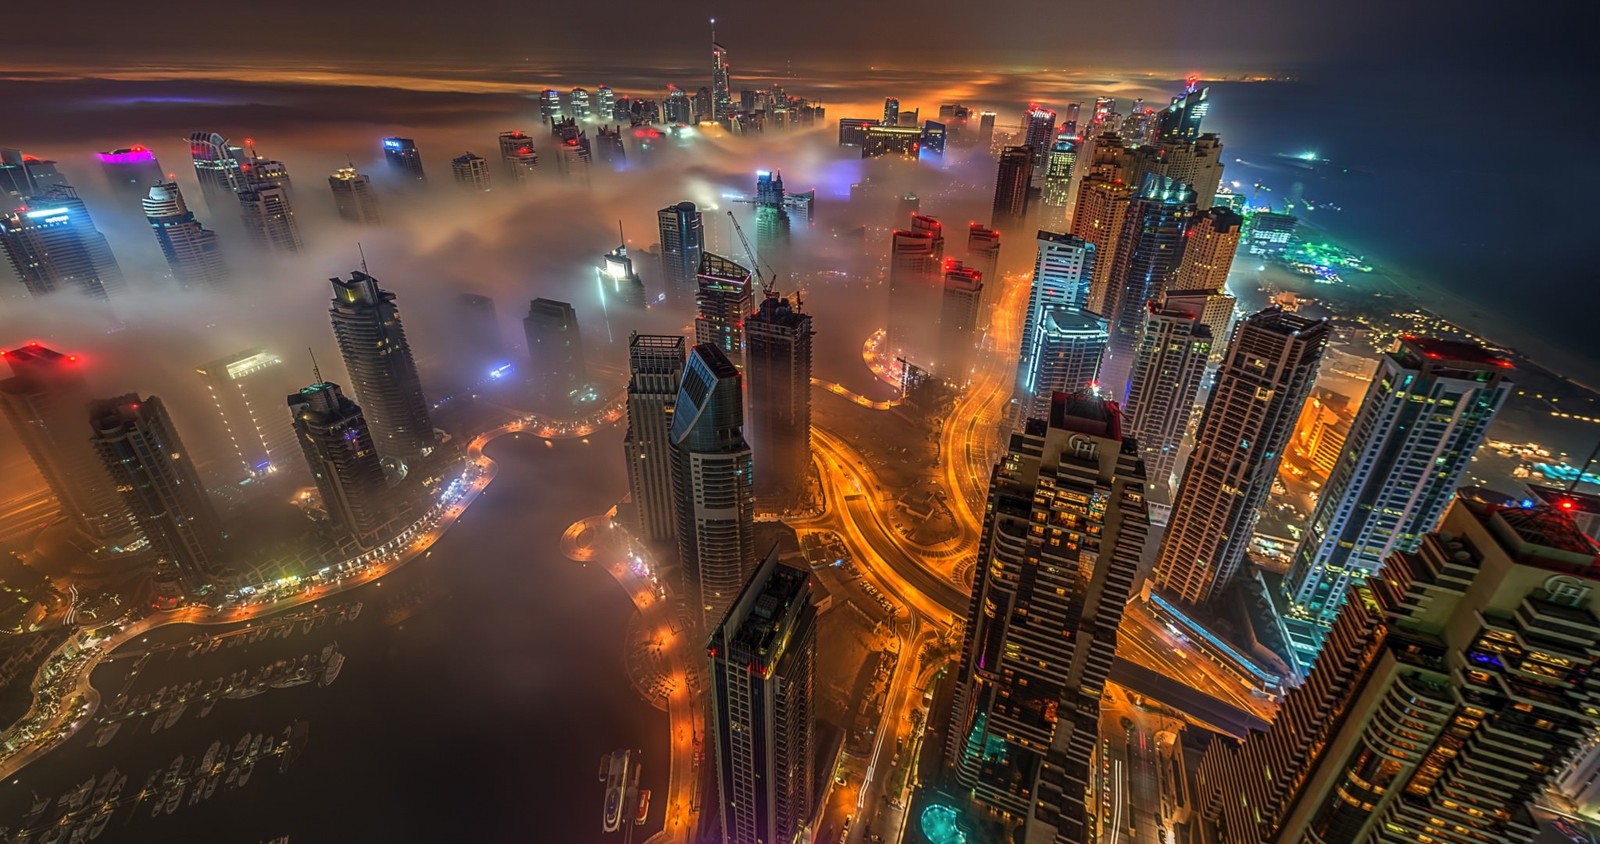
[1197,497,1600,844]
[1158,85,1210,143]
[695,253,753,363]
[1024,307,1107,420]
[196,349,300,481]
[0,148,66,198]
[712,40,732,119]
[188,131,246,199]
[1097,173,1196,401]
[328,271,434,466]
[328,167,381,225]
[861,124,922,159]
[1161,288,1236,364]
[1022,105,1056,159]
[1069,149,1132,315]
[838,118,876,147]
[0,188,124,299]
[288,380,392,549]
[882,97,900,125]
[382,137,426,183]
[1017,231,1096,396]
[144,181,227,289]
[238,184,302,254]
[1280,337,1513,666]
[1173,207,1243,293]
[523,298,587,409]
[595,86,616,119]
[90,394,224,594]
[601,241,646,309]
[496,131,540,182]
[1040,137,1079,215]
[948,392,1149,844]
[1245,211,1296,255]
[0,344,136,547]
[658,201,705,309]
[670,343,755,628]
[569,87,591,120]
[745,292,813,505]
[1154,308,1329,605]
[623,334,685,543]
[450,153,491,191]
[708,546,816,844]
[1122,298,1212,500]
[664,85,693,125]
[539,88,564,123]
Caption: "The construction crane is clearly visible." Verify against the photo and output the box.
[726,210,777,296]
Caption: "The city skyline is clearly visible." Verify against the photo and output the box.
[0,18,1593,844]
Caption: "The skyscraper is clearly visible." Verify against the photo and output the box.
[658,201,705,309]
[450,153,491,191]
[711,38,733,120]
[196,349,300,481]
[90,394,224,593]
[1279,337,1513,665]
[886,214,944,369]
[882,97,900,125]
[744,291,813,505]
[328,271,434,466]
[1158,85,1210,143]
[1161,287,1236,363]
[695,253,753,363]
[539,88,564,123]
[1023,307,1107,420]
[382,137,426,183]
[1196,496,1600,844]
[0,148,67,198]
[1017,231,1097,396]
[288,380,392,549]
[188,131,246,200]
[623,334,686,543]
[1172,206,1243,292]
[595,86,616,119]
[238,184,302,254]
[0,344,135,547]
[966,224,1001,326]
[1070,138,1133,315]
[600,240,647,309]
[1021,104,1056,159]
[663,85,693,125]
[1122,298,1213,500]
[569,87,592,120]
[144,181,227,289]
[496,131,540,182]
[977,111,996,148]
[938,260,983,379]
[550,119,592,174]
[708,545,817,844]
[947,392,1149,844]
[523,298,587,409]
[453,292,505,376]
[670,343,755,628]
[1040,136,1080,220]
[1096,173,1197,400]
[1154,307,1329,605]
[96,146,164,207]
[328,167,381,224]
[0,188,125,299]
[990,145,1035,228]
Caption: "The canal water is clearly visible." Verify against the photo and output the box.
[0,427,669,843]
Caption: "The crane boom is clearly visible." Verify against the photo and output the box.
[726,210,777,295]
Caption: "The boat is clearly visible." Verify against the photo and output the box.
[58,778,91,809]
[279,721,309,773]
[237,760,254,788]
[188,780,204,807]
[225,685,265,700]
[163,755,185,789]
[163,783,183,815]
[202,740,221,772]
[320,652,344,686]
[248,733,263,759]
[163,701,187,730]
[601,750,633,833]
[347,601,363,621]
[635,789,650,825]
[232,733,251,762]
[598,755,609,782]
[199,697,217,718]
[86,808,110,841]
[321,643,335,662]
[91,768,117,805]
[92,722,121,748]
[202,774,219,799]
[108,774,125,803]
[26,792,49,820]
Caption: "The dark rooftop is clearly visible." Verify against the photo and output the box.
[1050,390,1122,441]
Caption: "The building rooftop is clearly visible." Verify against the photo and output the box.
[1399,335,1514,370]
[1050,390,1122,441]
[1472,499,1600,574]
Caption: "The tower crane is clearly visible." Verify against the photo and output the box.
[726,210,778,297]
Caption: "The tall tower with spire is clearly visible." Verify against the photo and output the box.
[711,20,733,120]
